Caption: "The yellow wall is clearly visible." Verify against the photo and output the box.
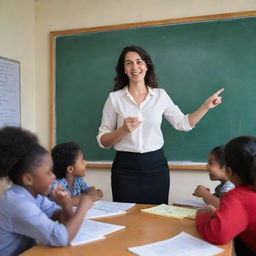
[1,0,256,200]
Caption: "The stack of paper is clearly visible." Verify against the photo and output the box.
[85,200,135,219]
[128,232,224,256]
[94,200,135,211]
[173,199,206,209]
[71,219,125,246]
[141,204,196,219]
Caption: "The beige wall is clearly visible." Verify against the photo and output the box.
[35,0,256,148]
[0,0,35,193]
[1,0,256,200]
[0,0,36,131]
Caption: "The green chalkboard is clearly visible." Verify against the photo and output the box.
[54,14,256,162]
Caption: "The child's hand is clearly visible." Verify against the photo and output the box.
[85,186,103,201]
[50,185,72,208]
[193,185,210,198]
[196,204,216,217]
[79,194,94,211]
[96,189,103,199]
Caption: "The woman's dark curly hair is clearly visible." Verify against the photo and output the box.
[51,142,81,179]
[0,126,48,184]
[113,45,158,91]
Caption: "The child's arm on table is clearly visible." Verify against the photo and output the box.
[50,185,94,243]
[71,186,103,206]
[193,185,220,208]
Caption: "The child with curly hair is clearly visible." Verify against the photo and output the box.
[0,127,100,255]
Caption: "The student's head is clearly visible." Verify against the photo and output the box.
[113,45,158,91]
[224,136,256,190]
[206,146,226,181]
[0,126,54,195]
[51,142,87,179]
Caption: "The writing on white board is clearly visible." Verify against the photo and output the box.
[0,57,20,128]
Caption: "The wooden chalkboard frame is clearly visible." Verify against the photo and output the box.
[49,10,256,169]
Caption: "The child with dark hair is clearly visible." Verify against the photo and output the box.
[51,142,103,205]
[0,127,100,256]
[196,136,256,256]
[193,146,234,208]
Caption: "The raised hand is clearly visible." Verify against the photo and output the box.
[50,185,72,208]
[193,185,210,198]
[203,88,224,110]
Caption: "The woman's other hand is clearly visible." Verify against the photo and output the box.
[123,117,142,132]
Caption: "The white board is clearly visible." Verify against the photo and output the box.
[0,56,20,128]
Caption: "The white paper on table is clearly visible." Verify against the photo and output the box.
[80,219,125,236]
[93,200,135,211]
[128,232,224,256]
[71,232,104,246]
[173,199,206,208]
[85,207,126,219]
[71,219,125,246]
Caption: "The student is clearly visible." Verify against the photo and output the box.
[51,142,103,205]
[97,45,224,204]
[0,126,100,256]
[193,146,234,208]
[196,136,256,256]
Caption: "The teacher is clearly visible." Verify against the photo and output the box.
[97,45,223,204]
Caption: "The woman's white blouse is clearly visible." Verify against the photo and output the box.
[97,86,193,153]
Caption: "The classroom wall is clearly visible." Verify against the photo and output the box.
[34,0,256,149]
[1,0,256,200]
[34,0,256,202]
[0,0,36,193]
[0,0,36,131]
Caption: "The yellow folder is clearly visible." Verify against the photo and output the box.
[141,204,196,219]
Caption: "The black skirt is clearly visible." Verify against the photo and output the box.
[111,148,169,204]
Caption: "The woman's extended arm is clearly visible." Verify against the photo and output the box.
[188,88,224,127]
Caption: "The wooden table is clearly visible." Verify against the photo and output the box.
[20,204,232,256]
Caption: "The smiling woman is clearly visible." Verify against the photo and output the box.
[96,45,223,204]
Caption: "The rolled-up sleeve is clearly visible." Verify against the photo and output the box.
[97,94,117,149]
[162,90,194,131]
[12,198,68,247]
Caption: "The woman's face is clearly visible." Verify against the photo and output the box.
[124,51,148,84]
